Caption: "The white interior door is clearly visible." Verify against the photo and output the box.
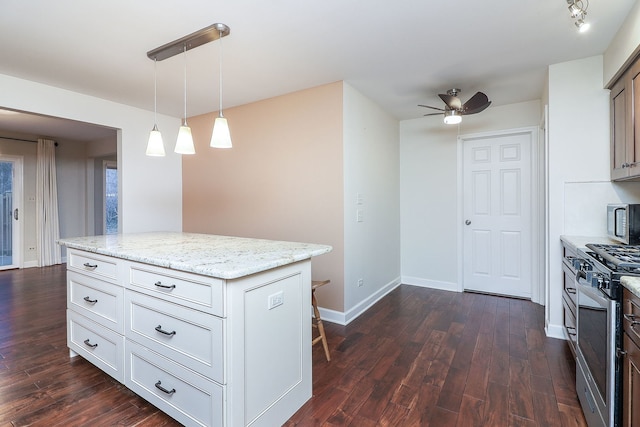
[0,156,23,270]
[462,130,532,298]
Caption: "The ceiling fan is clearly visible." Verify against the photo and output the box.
[419,89,491,124]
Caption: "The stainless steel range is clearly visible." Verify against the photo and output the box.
[574,243,640,427]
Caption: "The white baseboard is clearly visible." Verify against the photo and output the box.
[401,276,459,292]
[22,260,38,268]
[318,277,402,326]
[545,323,565,340]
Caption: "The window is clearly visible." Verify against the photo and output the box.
[104,161,118,234]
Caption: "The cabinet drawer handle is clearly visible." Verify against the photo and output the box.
[83,339,98,349]
[155,325,176,337]
[566,287,576,294]
[624,313,640,326]
[83,262,98,270]
[155,381,176,395]
[83,296,98,304]
[154,281,176,290]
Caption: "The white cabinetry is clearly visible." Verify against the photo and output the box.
[66,248,312,427]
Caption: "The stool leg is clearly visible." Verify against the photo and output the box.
[312,289,331,361]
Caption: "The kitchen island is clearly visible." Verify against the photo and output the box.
[58,232,332,427]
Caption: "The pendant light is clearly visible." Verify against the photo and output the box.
[175,45,195,154]
[210,23,232,149]
[146,58,165,156]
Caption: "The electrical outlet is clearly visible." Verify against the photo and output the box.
[356,209,364,222]
[357,278,364,287]
[27,247,36,251]
[268,291,284,310]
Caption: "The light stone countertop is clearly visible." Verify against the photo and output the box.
[622,276,640,299]
[58,232,332,280]
[560,235,619,253]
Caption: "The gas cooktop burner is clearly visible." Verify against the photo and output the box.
[585,243,640,270]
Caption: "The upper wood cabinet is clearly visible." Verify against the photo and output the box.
[611,57,640,181]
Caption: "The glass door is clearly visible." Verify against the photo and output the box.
[0,157,22,270]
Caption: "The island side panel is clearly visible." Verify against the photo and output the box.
[227,259,312,427]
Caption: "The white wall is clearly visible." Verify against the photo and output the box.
[342,83,401,321]
[604,0,640,86]
[0,73,183,235]
[400,100,541,290]
[546,55,613,337]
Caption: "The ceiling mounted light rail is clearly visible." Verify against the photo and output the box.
[145,23,232,157]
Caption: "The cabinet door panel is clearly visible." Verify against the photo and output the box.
[623,332,640,427]
[611,77,628,180]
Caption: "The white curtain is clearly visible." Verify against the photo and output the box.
[36,138,61,266]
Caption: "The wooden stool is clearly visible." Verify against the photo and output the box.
[312,280,331,361]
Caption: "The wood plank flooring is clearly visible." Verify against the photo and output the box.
[0,265,586,426]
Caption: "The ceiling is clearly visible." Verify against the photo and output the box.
[0,0,636,141]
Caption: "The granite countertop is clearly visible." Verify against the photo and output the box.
[560,235,619,252]
[622,276,640,299]
[58,232,332,280]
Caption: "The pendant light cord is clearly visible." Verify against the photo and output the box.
[153,58,158,124]
[183,44,187,125]
[218,30,224,117]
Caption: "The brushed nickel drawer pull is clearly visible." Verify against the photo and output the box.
[82,262,98,270]
[83,339,98,348]
[154,281,176,290]
[623,313,640,326]
[83,296,98,304]
[155,325,176,337]
[566,287,576,294]
[155,381,176,395]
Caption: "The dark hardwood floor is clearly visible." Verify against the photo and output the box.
[0,265,586,426]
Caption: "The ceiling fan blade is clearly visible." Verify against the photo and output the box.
[418,104,445,112]
[438,94,462,110]
[423,112,443,117]
[462,101,492,115]
[462,92,489,112]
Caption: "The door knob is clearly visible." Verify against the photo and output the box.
[465,220,471,225]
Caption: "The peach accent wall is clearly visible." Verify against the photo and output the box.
[182,82,345,311]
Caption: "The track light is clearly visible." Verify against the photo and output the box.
[567,0,589,32]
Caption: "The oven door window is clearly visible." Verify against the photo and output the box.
[577,285,608,400]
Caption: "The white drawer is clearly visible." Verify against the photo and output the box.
[68,250,118,282]
[128,263,224,316]
[68,271,124,333]
[125,291,224,384]
[125,340,223,427]
[67,310,124,383]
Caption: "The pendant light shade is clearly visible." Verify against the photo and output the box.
[175,122,195,154]
[146,124,165,156]
[210,24,232,149]
[146,58,166,156]
[174,46,195,154]
[211,117,232,148]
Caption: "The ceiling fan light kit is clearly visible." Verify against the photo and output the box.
[419,89,491,125]
[443,110,462,125]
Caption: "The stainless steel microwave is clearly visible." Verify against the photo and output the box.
[607,203,640,245]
